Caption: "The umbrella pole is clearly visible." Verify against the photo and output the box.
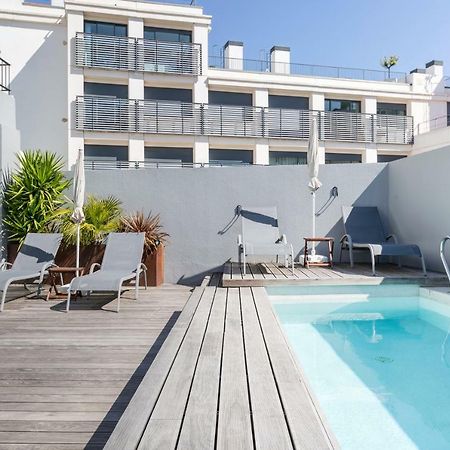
[76,223,80,277]
[311,191,316,256]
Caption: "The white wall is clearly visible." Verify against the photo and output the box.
[0,93,21,170]
[388,146,450,273]
[0,18,68,163]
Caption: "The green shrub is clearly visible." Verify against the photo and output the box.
[2,151,70,244]
[56,195,122,246]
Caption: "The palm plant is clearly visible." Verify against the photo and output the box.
[119,211,168,254]
[57,195,122,246]
[2,151,70,244]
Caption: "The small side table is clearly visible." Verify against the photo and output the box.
[303,237,334,268]
[46,267,84,300]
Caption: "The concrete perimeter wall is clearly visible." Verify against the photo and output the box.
[388,146,450,273]
[85,164,389,284]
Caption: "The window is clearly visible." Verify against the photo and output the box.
[144,27,191,43]
[377,103,407,116]
[209,149,253,165]
[145,147,193,164]
[325,99,361,113]
[209,91,253,107]
[84,21,127,37]
[144,87,192,103]
[84,82,128,99]
[325,153,361,164]
[84,145,128,161]
[269,151,307,165]
[268,95,309,110]
[377,154,406,163]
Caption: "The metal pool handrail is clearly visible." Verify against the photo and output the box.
[440,236,450,283]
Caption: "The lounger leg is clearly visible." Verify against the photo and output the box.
[369,247,376,276]
[117,290,121,313]
[143,270,148,290]
[1,289,7,312]
[243,252,246,276]
[135,274,139,301]
[66,290,71,313]
[421,255,427,277]
[349,246,354,268]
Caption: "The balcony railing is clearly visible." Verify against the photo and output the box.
[76,96,414,145]
[75,33,202,75]
[0,57,10,92]
[209,55,408,83]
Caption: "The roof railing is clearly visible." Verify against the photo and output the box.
[208,55,408,83]
[416,115,450,134]
[0,57,10,93]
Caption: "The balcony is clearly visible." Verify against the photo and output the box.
[0,57,10,92]
[75,32,202,76]
[75,96,414,145]
[209,56,408,83]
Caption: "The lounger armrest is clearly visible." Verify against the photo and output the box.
[0,260,12,271]
[277,234,288,244]
[38,262,56,283]
[89,263,101,274]
[386,234,398,243]
[139,263,147,273]
[340,234,353,248]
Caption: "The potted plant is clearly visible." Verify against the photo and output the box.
[51,195,122,276]
[1,150,70,261]
[119,212,168,286]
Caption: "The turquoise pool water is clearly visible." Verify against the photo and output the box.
[269,285,450,450]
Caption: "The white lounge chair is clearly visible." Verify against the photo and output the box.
[0,233,62,311]
[66,233,147,312]
[238,206,294,275]
[340,206,426,276]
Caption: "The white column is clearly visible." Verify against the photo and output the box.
[193,137,209,165]
[363,145,378,163]
[310,92,324,111]
[67,11,84,169]
[193,24,210,164]
[127,18,144,162]
[362,97,377,114]
[254,140,269,165]
[253,89,269,164]
[318,143,326,165]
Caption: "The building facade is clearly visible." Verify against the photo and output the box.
[0,0,448,169]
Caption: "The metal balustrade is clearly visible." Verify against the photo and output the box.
[0,57,10,92]
[75,33,202,75]
[209,55,408,83]
[76,96,414,144]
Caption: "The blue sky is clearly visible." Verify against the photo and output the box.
[34,0,449,73]
[194,0,450,74]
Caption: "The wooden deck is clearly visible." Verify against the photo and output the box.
[222,262,448,287]
[0,285,191,449]
[105,281,334,449]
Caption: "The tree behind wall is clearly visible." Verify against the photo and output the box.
[1,150,70,244]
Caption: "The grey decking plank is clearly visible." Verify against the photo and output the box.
[177,288,226,449]
[260,263,276,279]
[137,420,181,450]
[231,262,243,280]
[223,263,232,282]
[240,287,293,450]
[217,289,253,450]
[138,287,216,449]
[252,287,333,450]
[103,286,205,450]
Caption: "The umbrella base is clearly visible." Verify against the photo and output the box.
[299,254,329,265]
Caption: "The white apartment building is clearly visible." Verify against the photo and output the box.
[0,0,449,169]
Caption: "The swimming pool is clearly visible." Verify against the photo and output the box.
[268,284,450,450]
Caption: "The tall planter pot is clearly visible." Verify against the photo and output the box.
[142,245,164,287]
[6,242,20,265]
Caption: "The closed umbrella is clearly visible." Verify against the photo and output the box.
[307,116,322,258]
[71,149,85,277]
